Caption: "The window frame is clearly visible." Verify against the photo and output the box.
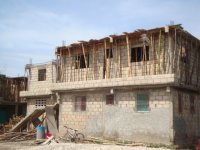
[35,99,46,108]
[106,94,114,105]
[136,93,149,112]
[75,53,89,69]
[38,69,46,81]
[106,48,113,59]
[74,96,87,112]
[131,46,150,63]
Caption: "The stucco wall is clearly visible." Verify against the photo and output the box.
[59,88,173,144]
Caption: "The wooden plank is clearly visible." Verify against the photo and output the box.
[11,109,45,132]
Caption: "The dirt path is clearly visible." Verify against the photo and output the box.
[17,143,171,150]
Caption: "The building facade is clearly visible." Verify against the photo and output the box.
[20,24,200,145]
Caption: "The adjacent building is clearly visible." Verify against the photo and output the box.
[0,74,27,124]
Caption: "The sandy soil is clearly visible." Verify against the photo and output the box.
[16,143,172,150]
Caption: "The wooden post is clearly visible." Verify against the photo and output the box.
[173,28,177,74]
[179,33,183,83]
[158,30,161,74]
[142,42,146,75]
[149,34,153,75]
[104,39,107,79]
[162,33,166,74]
[115,39,118,78]
[125,34,132,76]
[167,30,172,74]
[92,44,95,80]
[197,44,200,86]
[118,40,121,77]
[189,40,196,84]
[68,47,72,82]
[81,43,88,80]
[56,53,60,82]
[177,32,182,79]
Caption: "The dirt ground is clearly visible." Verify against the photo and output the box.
[0,141,174,150]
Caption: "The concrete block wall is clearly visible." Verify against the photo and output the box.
[52,74,175,92]
[61,33,171,82]
[59,88,173,144]
[20,62,56,97]
[172,89,200,145]
[26,97,55,115]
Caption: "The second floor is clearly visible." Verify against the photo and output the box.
[21,24,200,97]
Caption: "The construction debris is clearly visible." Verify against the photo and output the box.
[11,109,45,132]
[0,131,35,142]
[0,116,23,134]
[84,137,144,147]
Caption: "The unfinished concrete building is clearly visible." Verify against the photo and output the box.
[20,24,200,145]
[0,75,27,124]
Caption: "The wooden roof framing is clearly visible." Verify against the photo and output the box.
[55,24,199,56]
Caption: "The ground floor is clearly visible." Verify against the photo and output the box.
[0,141,173,150]
[26,86,200,146]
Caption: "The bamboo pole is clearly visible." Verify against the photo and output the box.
[92,44,95,80]
[118,40,121,77]
[68,47,72,82]
[196,41,199,86]
[142,43,145,75]
[185,36,189,85]
[56,54,59,82]
[125,34,132,76]
[173,28,177,74]
[150,34,153,75]
[81,43,88,80]
[153,34,156,75]
[104,39,107,79]
[177,33,182,82]
[106,40,112,79]
[162,33,166,74]
[189,40,196,84]
[59,49,63,82]
[179,34,183,83]
[115,39,118,78]
[158,30,161,74]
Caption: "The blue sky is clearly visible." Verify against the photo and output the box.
[0,0,200,77]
